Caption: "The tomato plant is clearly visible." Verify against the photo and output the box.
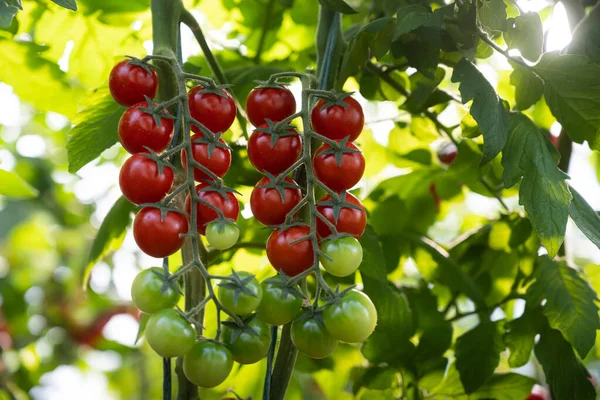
[186,183,240,235]
[119,154,174,204]
[256,277,303,326]
[205,221,240,250]
[221,315,271,364]
[181,132,232,181]
[322,289,377,343]
[320,236,363,277]
[316,192,367,238]
[109,59,158,106]
[145,309,196,358]
[247,124,302,175]
[266,226,314,276]
[313,141,365,192]
[188,86,236,134]
[311,96,364,142]
[133,208,188,258]
[291,312,337,359]
[250,176,302,226]
[118,101,174,154]
[217,271,263,316]
[131,267,180,314]
[246,85,296,127]
[183,340,233,388]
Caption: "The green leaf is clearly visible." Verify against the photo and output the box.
[0,0,21,27]
[569,186,600,251]
[135,313,150,344]
[51,0,77,11]
[394,4,447,39]
[535,320,596,400]
[534,52,600,151]
[504,307,538,368]
[0,169,38,199]
[455,320,505,393]
[318,0,356,14]
[504,13,543,62]
[567,3,600,62]
[67,88,125,173]
[477,0,507,32]
[82,196,136,288]
[501,113,571,257]
[510,63,544,110]
[451,58,509,165]
[469,373,537,400]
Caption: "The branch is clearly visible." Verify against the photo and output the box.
[477,30,531,69]
[254,0,276,64]
[446,294,521,322]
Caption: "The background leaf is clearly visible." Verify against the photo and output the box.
[477,0,507,32]
[510,63,544,110]
[569,186,600,251]
[51,0,78,11]
[504,13,543,61]
[318,0,356,14]
[0,169,38,199]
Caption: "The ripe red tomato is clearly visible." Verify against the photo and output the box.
[246,86,296,127]
[311,96,364,142]
[133,207,188,258]
[266,226,314,276]
[525,395,545,400]
[109,60,158,107]
[118,102,174,154]
[250,176,302,226]
[247,124,302,175]
[188,86,236,134]
[316,193,367,238]
[437,142,458,165]
[186,183,239,235]
[313,142,365,192]
[181,133,231,181]
[119,154,174,204]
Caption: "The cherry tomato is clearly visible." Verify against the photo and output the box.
[323,289,377,343]
[206,222,240,250]
[526,395,545,400]
[291,312,337,359]
[250,176,302,226]
[266,226,314,276]
[119,154,174,204]
[145,309,196,357]
[438,142,458,165]
[118,101,174,154]
[221,315,270,364]
[217,271,263,316]
[183,340,233,388]
[131,267,180,314]
[133,208,188,258]
[109,59,158,107]
[181,133,231,181]
[247,124,302,175]
[313,142,365,192]
[185,183,240,235]
[311,96,364,142]
[256,277,303,326]
[320,237,363,277]
[316,193,367,238]
[188,86,236,134]
[246,86,296,127]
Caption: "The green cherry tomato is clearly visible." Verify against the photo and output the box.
[323,290,377,343]
[183,340,233,388]
[217,271,263,316]
[206,222,240,250]
[320,237,363,277]
[221,315,270,364]
[291,312,337,359]
[145,309,196,357]
[256,277,303,326]
[131,267,180,314]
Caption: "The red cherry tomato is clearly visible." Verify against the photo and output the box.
[119,154,174,204]
[188,86,236,134]
[266,226,314,276]
[311,96,364,142]
[133,207,188,258]
[316,193,367,238]
[246,86,296,127]
[437,142,458,165]
[186,183,239,235]
[250,176,302,226]
[247,124,302,175]
[118,102,174,154]
[525,395,545,400]
[313,142,365,192]
[109,60,158,107]
[181,133,231,181]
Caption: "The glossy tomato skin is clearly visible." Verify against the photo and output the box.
[320,237,363,277]
[311,97,364,142]
[250,176,302,226]
[291,312,337,359]
[133,208,188,258]
[131,267,180,314]
[316,193,367,238]
[246,86,296,127]
[247,125,302,175]
[188,86,236,134]
[256,277,303,326]
[145,309,196,358]
[266,226,314,276]
[221,316,270,364]
[205,222,240,250]
[185,183,239,235]
[217,271,263,316]
[118,102,174,154]
[119,154,174,204]
[109,60,158,107]
[183,340,233,388]
[437,142,458,165]
[181,133,231,181]
[323,290,377,343]
[313,142,365,192]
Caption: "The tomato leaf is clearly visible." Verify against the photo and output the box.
[504,307,538,368]
[504,13,543,61]
[394,4,448,39]
[451,58,509,165]
[67,88,125,173]
[51,0,77,11]
[135,313,150,344]
[0,0,21,27]
[317,0,356,14]
[569,186,600,251]
[477,0,507,32]
[469,373,537,400]
[567,4,600,62]
[0,169,38,199]
[501,112,571,257]
[510,63,544,110]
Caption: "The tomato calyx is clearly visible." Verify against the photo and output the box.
[316,137,361,167]
[123,55,154,75]
[221,314,261,341]
[217,270,260,307]
[190,132,232,158]
[317,191,363,224]
[138,150,175,176]
[136,96,177,127]
[193,83,234,100]
[255,120,300,148]
[151,268,184,297]
[257,171,304,205]
[266,273,306,302]
[252,79,292,91]
[312,90,354,111]
[198,179,242,202]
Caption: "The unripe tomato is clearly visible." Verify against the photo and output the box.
[291,312,337,359]
[185,183,239,235]
[217,272,263,316]
[109,60,158,107]
[221,316,270,364]
[119,154,174,204]
[313,142,365,192]
[133,208,188,258]
[250,176,302,226]
[188,86,236,134]
[206,222,240,250]
[131,267,180,314]
[181,133,231,181]
[145,309,196,358]
[316,193,367,239]
[183,340,233,388]
[311,96,364,142]
[118,101,174,154]
[246,86,296,127]
[322,289,377,343]
[256,277,303,326]
[247,125,302,175]
[320,237,363,277]
[266,226,314,276]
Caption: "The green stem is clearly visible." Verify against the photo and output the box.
[269,324,298,400]
[254,0,276,64]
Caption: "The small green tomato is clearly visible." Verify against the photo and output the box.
[206,222,240,250]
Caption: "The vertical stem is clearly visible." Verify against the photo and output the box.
[254,0,276,64]
[269,324,298,400]
[263,326,278,400]
[163,358,172,400]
